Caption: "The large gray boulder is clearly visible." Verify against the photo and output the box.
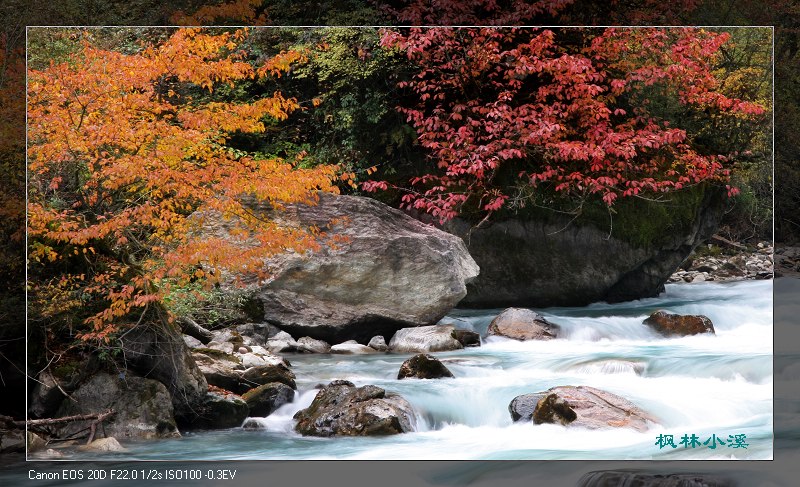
[55,372,180,440]
[202,193,479,343]
[293,380,416,437]
[446,188,725,307]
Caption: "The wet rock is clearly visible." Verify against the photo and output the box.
[578,471,736,487]
[241,383,295,417]
[241,418,267,430]
[77,437,127,453]
[186,391,249,430]
[294,381,416,437]
[29,369,73,419]
[204,193,479,343]
[508,393,546,422]
[530,385,657,432]
[55,372,180,440]
[643,311,715,336]
[397,354,454,380]
[451,329,481,347]
[533,393,578,425]
[330,340,380,354]
[368,335,389,351]
[296,336,331,354]
[388,324,464,353]
[487,308,558,341]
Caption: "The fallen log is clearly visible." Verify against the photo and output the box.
[1,410,114,444]
[178,316,214,344]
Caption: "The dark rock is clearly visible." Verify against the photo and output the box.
[487,308,558,340]
[0,429,24,454]
[578,471,736,487]
[242,383,295,417]
[118,324,208,422]
[397,354,454,380]
[368,335,389,351]
[530,386,657,432]
[55,372,180,440]
[508,393,546,422]
[293,381,416,437]
[29,370,69,419]
[451,329,481,347]
[445,188,725,307]
[239,364,296,392]
[643,311,715,336]
[388,324,464,353]
[533,393,578,425]
[202,193,479,343]
[189,392,249,429]
[241,418,267,430]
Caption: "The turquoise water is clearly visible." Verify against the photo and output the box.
[43,280,773,461]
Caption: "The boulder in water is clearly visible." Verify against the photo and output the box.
[450,328,481,347]
[397,354,454,380]
[242,382,295,417]
[388,325,464,353]
[643,311,715,336]
[528,385,657,432]
[368,335,389,351]
[487,308,558,341]
[294,381,416,436]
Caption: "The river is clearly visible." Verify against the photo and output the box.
[55,279,773,461]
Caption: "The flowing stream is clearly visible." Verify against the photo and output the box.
[69,279,773,460]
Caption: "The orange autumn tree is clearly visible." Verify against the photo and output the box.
[27,28,339,343]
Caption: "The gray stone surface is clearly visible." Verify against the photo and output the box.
[388,325,464,353]
[201,193,479,343]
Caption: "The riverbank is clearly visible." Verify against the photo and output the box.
[667,239,773,283]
